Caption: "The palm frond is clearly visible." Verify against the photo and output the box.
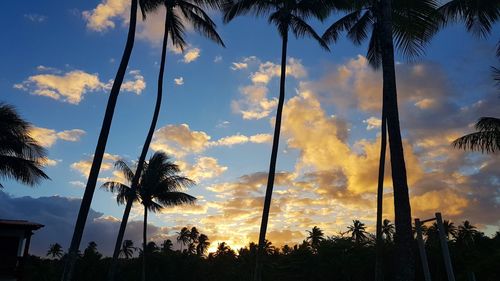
[439,0,500,38]
[452,129,500,154]
[155,191,197,207]
[0,155,50,187]
[346,10,373,45]
[114,160,135,183]
[223,0,274,23]
[166,9,188,51]
[366,23,382,68]
[290,15,330,50]
[475,117,500,131]
[139,0,163,20]
[179,1,225,47]
[322,10,363,44]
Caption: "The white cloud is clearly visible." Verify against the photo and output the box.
[82,0,129,32]
[363,117,382,130]
[174,77,184,85]
[231,62,248,70]
[71,153,120,178]
[24,14,47,23]
[15,69,145,104]
[69,181,86,188]
[214,56,222,63]
[29,127,86,147]
[183,48,201,63]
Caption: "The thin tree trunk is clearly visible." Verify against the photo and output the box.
[142,207,148,281]
[106,9,168,281]
[375,96,387,281]
[253,31,288,281]
[379,0,415,280]
[61,1,138,280]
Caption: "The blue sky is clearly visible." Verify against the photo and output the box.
[1,0,499,254]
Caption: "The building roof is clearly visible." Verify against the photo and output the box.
[0,219,44,230]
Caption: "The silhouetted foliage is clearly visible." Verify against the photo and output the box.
[22,221,500,281]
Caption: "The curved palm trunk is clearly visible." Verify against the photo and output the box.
[253,32,288,281]
[61,1,138,280]
[375,98,387,281]
[142,207,148,281]
[107,11,169,281]
[379,0,414,280]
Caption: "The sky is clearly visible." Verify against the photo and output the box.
[0,0,499,256]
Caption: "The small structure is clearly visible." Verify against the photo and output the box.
[0,220,44,281]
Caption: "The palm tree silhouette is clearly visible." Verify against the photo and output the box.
[106,1,224,279]
[456,220,479,247]
[223,1,329,279]
[101,152,195,281]
[347,220,368,245]
[119,240,137,259]
[453,117,500,153]
[196,234,210,257]
[381,219,395,242]
[306,226,324,251]
[323,2,440,280]
[0,103,49,187]
[62,0,140,278]
[47,243,64,259]
[177,227,191,252]
[161,239,173,253]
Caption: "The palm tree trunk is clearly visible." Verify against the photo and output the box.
[253,31,288,281]
[61,1,138,280]
[375,98,387,281]
[379,0,415,280]
[142,206,148,281]
[106,9,169,281]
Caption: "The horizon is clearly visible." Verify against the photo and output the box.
[1,0,499,258]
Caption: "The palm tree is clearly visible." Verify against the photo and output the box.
[119,240,136,259]
[101,152,196,281]
[323,2,440,280]
[456,220,479,247]
[452,117,500,153]
[177,227,191,251]
[347,220,368,245]
[196,234,210,257]
[47,243,64,259]
[223,1,329,280]
[306,226,324,250]
[189,226,200,243]
[381,219,395,242]
[161,239,173,253]
[0,103,49,188]
[106,1,224,279]
[62,0,139,279]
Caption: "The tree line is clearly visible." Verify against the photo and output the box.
[29,222,500,281]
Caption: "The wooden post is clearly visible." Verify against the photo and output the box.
[436,213,455,281]
[415,219,432,281]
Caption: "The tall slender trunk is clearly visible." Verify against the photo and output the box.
[253,31,288,281]
[142,206,148,281]
[61,1,138,280]
[107,10,169,281]
[379,0,414,280]
[375,94,387,281]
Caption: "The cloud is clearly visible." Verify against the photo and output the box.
[0,192,169,256]
[363,117,382,130]
[151,124,272,158]
[231,57,306,119]
[82,0,129,32]
[177,157,228,182]
[29,127,86,147]
[183,48,201,63]
[24,14,47,23]
[214,56,222,63]
[15,69,145,104]
[174,77,184,85]
[71,153,120,178]
[231,62,248,70]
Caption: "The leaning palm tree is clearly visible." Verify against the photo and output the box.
[47,243,64,259]
[452,117,500,153]
[62,0,140,279]
[106,1,224,279]
[306,226,324,250]
[102,152,196,281]
[323,1,440,280]
[119,240,136,259]
[0,103,49,188]
[196,233,210,257]
[223,1,329,279]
